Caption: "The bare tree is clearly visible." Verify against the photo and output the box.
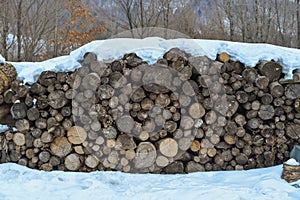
[297,0,300,48]
[15,0,23,61]
[0,0,12,59]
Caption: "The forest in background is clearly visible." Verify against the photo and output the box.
[0,0,299,62]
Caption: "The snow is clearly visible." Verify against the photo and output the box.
[1,37,300,199]
[0,163,299,200]
[0,54,5,64]
[0,125,9,132]
[10,37,300,83]
[286,159,300,166]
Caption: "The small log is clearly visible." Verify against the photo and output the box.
[164,161,184,174]
[26,108,40,121]
[81,72,101,89]
[41,131,53,143]
[186,161,205,172]
[207,148,217,158]
[13,132,26,146]
[261,125,274,138]
[226,96,239,117]
[141,98,153,110]
[156,94,171,107]
[134,142,156,169]
[190,140,201,152]
[3,90,14,104]
[38,71,57,87]
[286,123,300,140]
[270,81,284,97]
[273,98,284,107]
[236,91,248,104]
[117,134,136,150]
[225,121,237,135]
[116,115,134,134]
[255,76,269,90]
[156,156,169,167]
[285,84,300,100]
[11,102,27,119]
[180,116,194,130]
[62,119,73,130]
[261,93,273,105]
[182,81,196,96]
[224,134,235,145]
[253,135,264,146]
[142,66,173,94]
[205,111,217,125]
[257,61,283,81]
[38,151,50,163]
[65,153,81,171]
[214,155,224,168]
[217,52,230,63]
[67,126,87,144]
[247,118,261,129]
[35,118,47,129]
[15,119,30,132]
[188,103,205,119]
[102,126,118,139]
[164,121,177,133]
[50,137,72,157]
[251,100,261,111]
[234,114,246,127]
[242,67,258,83]
[0,104,10,119]
[97,84,115,100]
[85,155,99,169]
[159,138,178,158]
[258,105,275,120]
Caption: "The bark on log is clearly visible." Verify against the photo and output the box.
[257,61,283,81]
[285,84,300,100]
[270,81,284,97]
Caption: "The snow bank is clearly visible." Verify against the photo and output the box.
[10,37,300,83]
[0,163,299,200]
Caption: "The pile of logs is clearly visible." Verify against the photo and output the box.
[0,48,300,174]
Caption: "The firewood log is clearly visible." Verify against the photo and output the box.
[134,142,156,169]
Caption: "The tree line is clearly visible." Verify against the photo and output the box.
[0,0,299,62]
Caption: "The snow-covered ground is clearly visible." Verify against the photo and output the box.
[1,37,300,199]
[0,163,299,200]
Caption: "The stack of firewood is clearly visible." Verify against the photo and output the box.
[0,48,299,173]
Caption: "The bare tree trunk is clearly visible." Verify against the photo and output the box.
[275,0,288,45]
[263,0,272,43]
[214,0,226,38]
[297,0,300,48]
[228,0,234,41]
[1,0,9,59]
[139,0,144,28]
[255,0,260,42]
[17,0,23,61]
[54,0,59,57]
